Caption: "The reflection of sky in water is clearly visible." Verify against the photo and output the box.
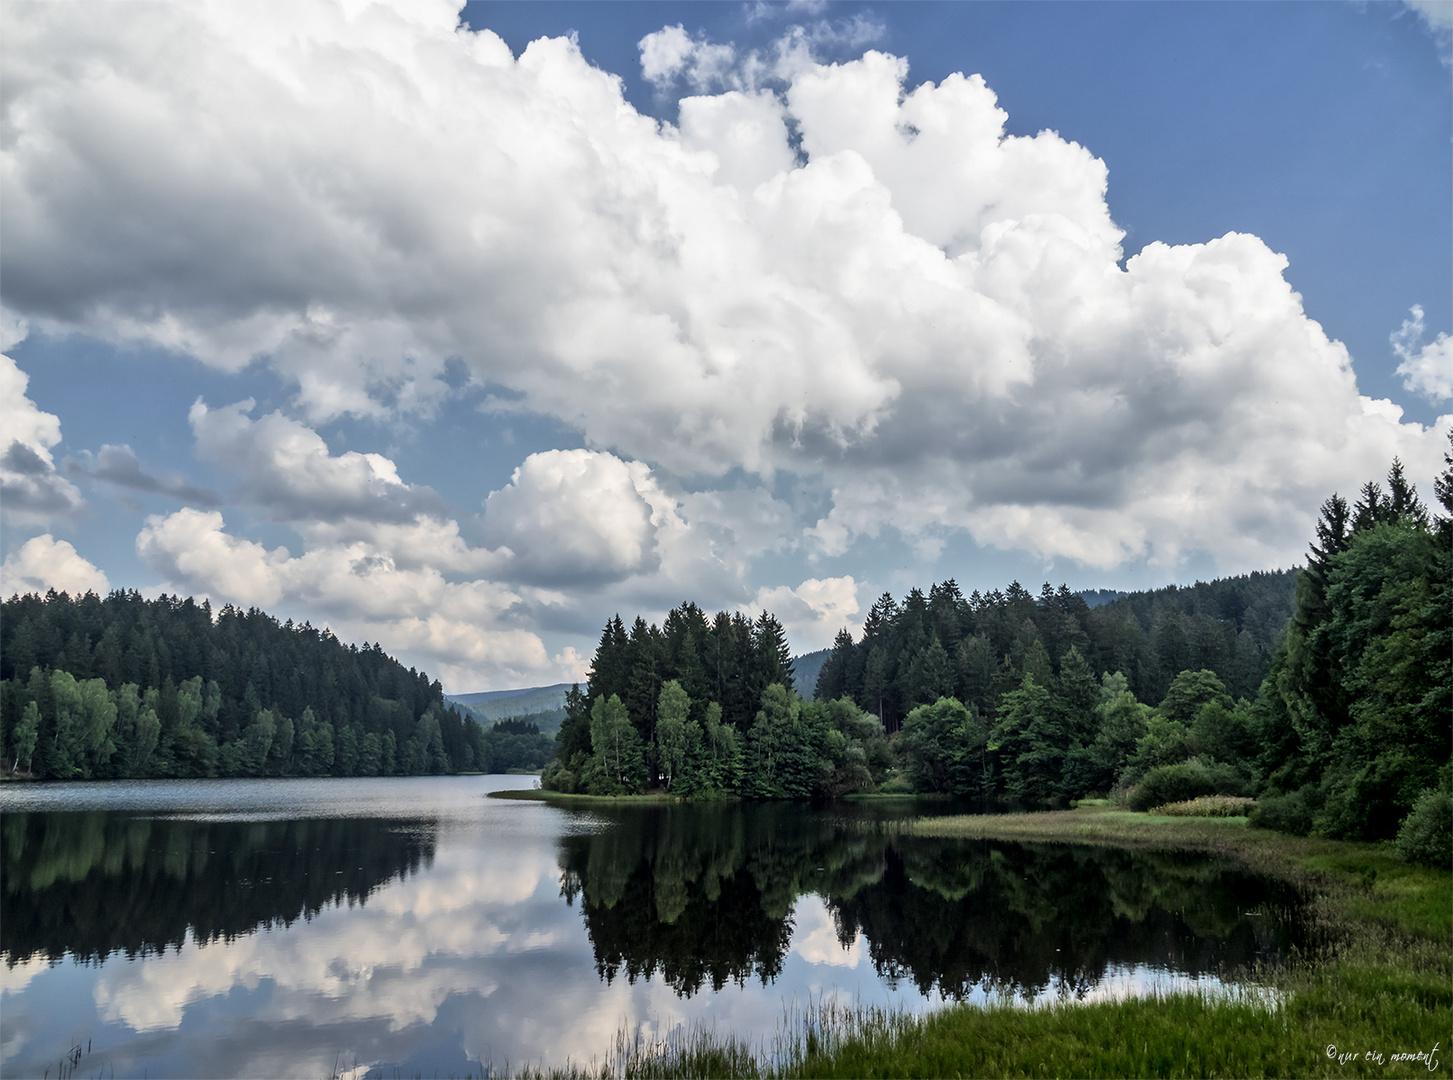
[1,777,1277,1079]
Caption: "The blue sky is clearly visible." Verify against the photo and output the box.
[2,0,1449,691]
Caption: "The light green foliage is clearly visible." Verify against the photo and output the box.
[589,694,646,794]
[271,714,294,767]
[700,701,743,794]
[11,701,39,773]
[359,730,383,774]
[1126,712,1196,779]
[238,708,276,776]
[655,680,691,792]
[49,669,85,778]
[746,683,800,798]
[335,723,359,776]
[1189,698,1256,766]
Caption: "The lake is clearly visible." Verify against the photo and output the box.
[0,776,1307,1078]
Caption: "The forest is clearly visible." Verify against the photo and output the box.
[544,449,1451,855]
[0,594,489,778]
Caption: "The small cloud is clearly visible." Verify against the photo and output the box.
[67,444,221,505]
[1392,304,1452,401]
[190,399,447,525]
[639,24,738,93]
[745,575,860,651]
[1404,0,1453,64]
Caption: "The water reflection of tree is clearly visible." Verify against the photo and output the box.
[1,811,434,965]
[559,806,1307,1000]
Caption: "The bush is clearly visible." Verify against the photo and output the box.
[1394,788,1452,869]
[1152,795,1255,818]
[1248,787,1316,836]
[1128,759,1245,812]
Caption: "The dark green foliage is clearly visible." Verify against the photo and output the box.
[545,602,854,798]
[1262,449,1452,841]
[1129,760,1246,812]
[0,590,484,779]
[1247,787,1316,837]
[484,720,555,772]
[897,697,990,798]
[2,811,434,965]
[991,675,1063,803]
[1394,787,1452,869]
[542,445,1445,817]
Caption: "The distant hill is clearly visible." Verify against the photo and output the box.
[792,648,830,700]
[445,683,573,735]
[1078,589,1127,608]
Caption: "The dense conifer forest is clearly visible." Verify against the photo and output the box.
[544,448,1451,856]
[0,594,488,778]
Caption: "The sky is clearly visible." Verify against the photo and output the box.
[1,0,1450,693]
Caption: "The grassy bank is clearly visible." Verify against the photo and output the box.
[513,803,1449,1079]
[912,801,1450,941]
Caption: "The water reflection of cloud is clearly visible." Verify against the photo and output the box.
[91,843,554,1035]
[0,955,51,996]
[790,894,864,968]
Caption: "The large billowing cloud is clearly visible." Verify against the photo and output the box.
[135,506,582,689]
[3,0,1448,595]
[0,355,85,525]
[482,449,666,586]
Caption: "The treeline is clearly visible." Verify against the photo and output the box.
[814,570,1296,730]
[0,592,489,779]
[544,608,894,798]
[543,449,1450,855]
[484,719,555,772]
[2,812,434,964]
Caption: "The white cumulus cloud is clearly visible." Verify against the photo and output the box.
[2,1,1446,586]
[0,354,85,525]
[746,575,860,651]
[134,506,574,689]
[1392,304,1452,402]
[1,533,109,598]
[483,449,669,586]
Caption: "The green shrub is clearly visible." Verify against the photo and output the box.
[1394,788,1452,869]
[1248,787,1316,836]
[1128,759,1245,812]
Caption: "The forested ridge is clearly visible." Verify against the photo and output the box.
[545,447,1451,857]
[0,594,488,778]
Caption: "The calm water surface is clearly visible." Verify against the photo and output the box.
[0,776,1307,1078]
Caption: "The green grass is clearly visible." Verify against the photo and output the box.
[913,802,1451,942]
[1151,795,1257,817]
